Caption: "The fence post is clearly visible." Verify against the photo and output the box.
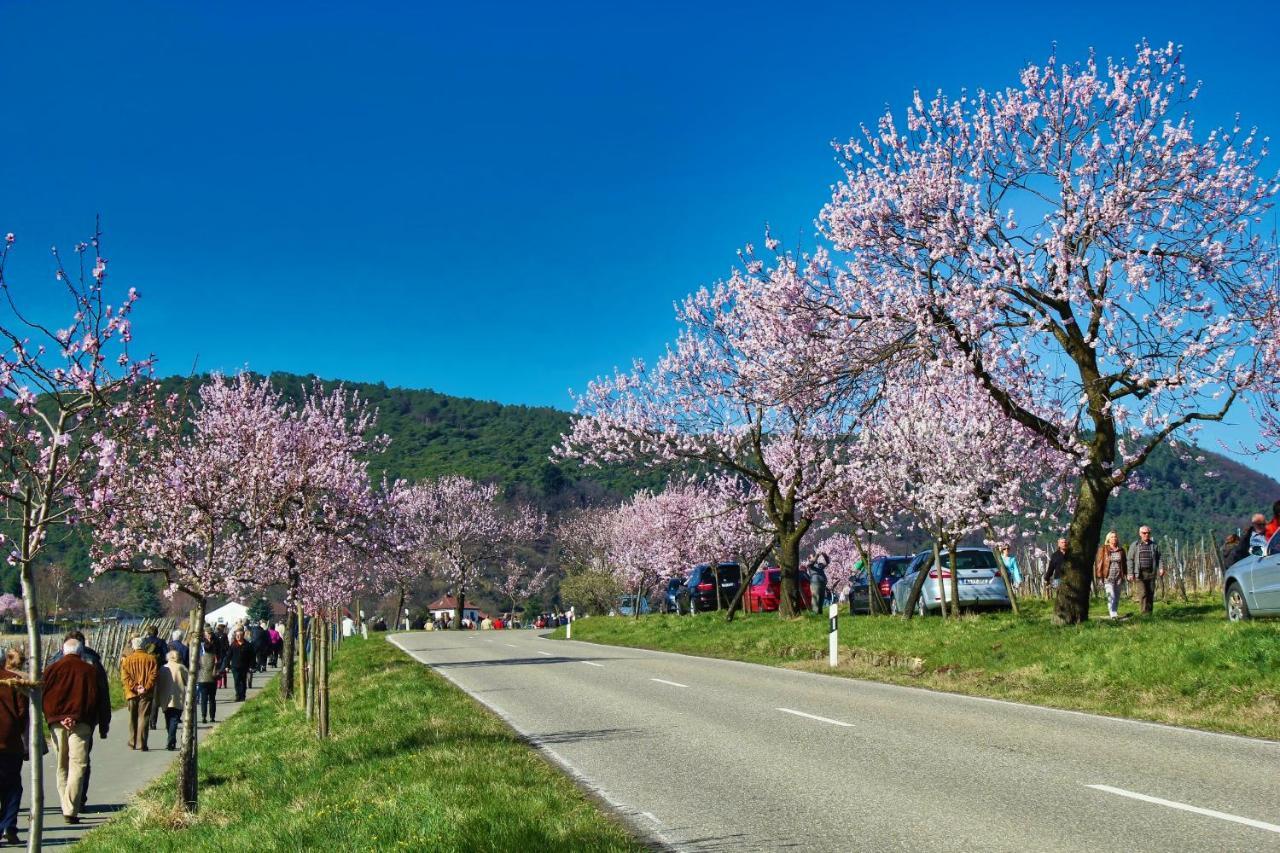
[828,602,839,668]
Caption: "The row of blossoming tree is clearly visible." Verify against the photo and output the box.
[0,227,548,846]
[559,43,1280,624]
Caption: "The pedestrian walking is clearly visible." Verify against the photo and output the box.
[121,637,157,751]
[268,623,283,667]
[213,623,230,689]
[1128,525,1163,615]
[1045,537,1069,597]
[999,544,1023,587]
[1230,513,1268,565]
[227,628,255,701]
[808,553,829,614]
[1094,530,1127,619]
[140,625,166,731]
[251,620,271,673]
[44,631,109,805]
[0,649,30,846]
[1267,499,1280,539]
[42,637,110,824]
[156,650,189,751]
[195,628,220,723]
[167,629,189,668]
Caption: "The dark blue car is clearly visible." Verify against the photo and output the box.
[847,555,912,614]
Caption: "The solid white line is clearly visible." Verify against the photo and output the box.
[1086,785,1280,834]
[582,661,605,668]
[650,678,688,688]
[777,707,853,728]
[537,651,553,657]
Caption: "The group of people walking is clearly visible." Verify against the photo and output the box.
[0,617,284,844]
[1042,527,1164,618]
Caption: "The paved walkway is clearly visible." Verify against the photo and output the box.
[19,666,280,849]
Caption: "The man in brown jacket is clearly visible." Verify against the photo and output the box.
[0,649,29,844]
[42,638,109,823]
[121,637,157,751]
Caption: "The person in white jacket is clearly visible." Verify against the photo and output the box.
[155,650,189,751]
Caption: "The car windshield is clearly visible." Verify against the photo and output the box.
[939,551,998,570]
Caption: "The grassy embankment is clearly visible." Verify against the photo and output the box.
[554,595,1280,740]
[76,634,644,852]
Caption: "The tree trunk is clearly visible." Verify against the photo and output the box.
[454,590,467,630]
[725,539,777,622]
[395,585,406,631]
[281,606,297,701]
[177,597,206,811]
[1056,470,1112,624]
[18,542,45,853]
[902,539,939,619]
[776,532,804,619]
[295,603,306,706]
[948,543,961,619]
[317,616,330,739]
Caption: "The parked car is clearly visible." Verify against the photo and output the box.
[617,594,652,616]
[682,563,742,613]
[661,576,686,613]
[889,547,1012,615]
[745,566,814,613]
[1224,529,1280,620]
[847,555,913,614]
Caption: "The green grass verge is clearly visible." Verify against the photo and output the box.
[553,595,1280,740]
[75,635,645,852]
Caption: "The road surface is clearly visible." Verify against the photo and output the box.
[390,629,1280,852]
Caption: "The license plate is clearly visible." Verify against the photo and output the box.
[720,582,735,587]
[960,578,987,585]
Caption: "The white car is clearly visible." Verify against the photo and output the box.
[1224,530,1280,621]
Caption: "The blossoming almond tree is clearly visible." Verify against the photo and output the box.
[403,475,544,628]
[818,43,1280,622]
[0,225,151,850]
[90,373,290,811]
[559,256,880,617]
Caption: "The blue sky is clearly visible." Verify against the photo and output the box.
[2,1,1278,475]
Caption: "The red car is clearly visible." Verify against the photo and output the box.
[745,566,814,612]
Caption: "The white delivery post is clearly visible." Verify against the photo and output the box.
[566,607,574,640]
[828,602,839,668]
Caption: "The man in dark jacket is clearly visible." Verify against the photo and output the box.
[251,620,271,672]
[226,628,256,701]
[1128,526,1163,615]
[42,639,109,823]
[141,626,166,730]
[1045,538,1069,596]
[0,649,29,845]
[167,629,190,668]
[45,632,109,803]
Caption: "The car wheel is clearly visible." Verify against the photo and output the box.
[1226,583,1251,622]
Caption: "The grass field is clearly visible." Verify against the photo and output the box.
[553,594,1280,740]
[76,634,644,852]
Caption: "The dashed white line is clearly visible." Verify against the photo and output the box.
[650,678,688,688]
[582,661,605,668]
[537,651,553,657]
[503,643,517,648]
[1086,785,1280,834]
[777,707,853,728]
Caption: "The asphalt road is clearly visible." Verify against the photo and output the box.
[390,629,1280,852]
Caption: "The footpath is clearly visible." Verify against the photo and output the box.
[19,666,279,849]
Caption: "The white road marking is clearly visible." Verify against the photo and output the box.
[582,661,605,668]
[1086,785,1280,834]
[777,707,853,728]
[537,651,553,657]
[503,643,517,648]
[650,678,688,688]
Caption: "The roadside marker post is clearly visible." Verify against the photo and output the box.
[566,607,574,639]
[828,602,838,668]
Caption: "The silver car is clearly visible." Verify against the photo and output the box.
[1224,530,1280,621]
[889,546,1012,615]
